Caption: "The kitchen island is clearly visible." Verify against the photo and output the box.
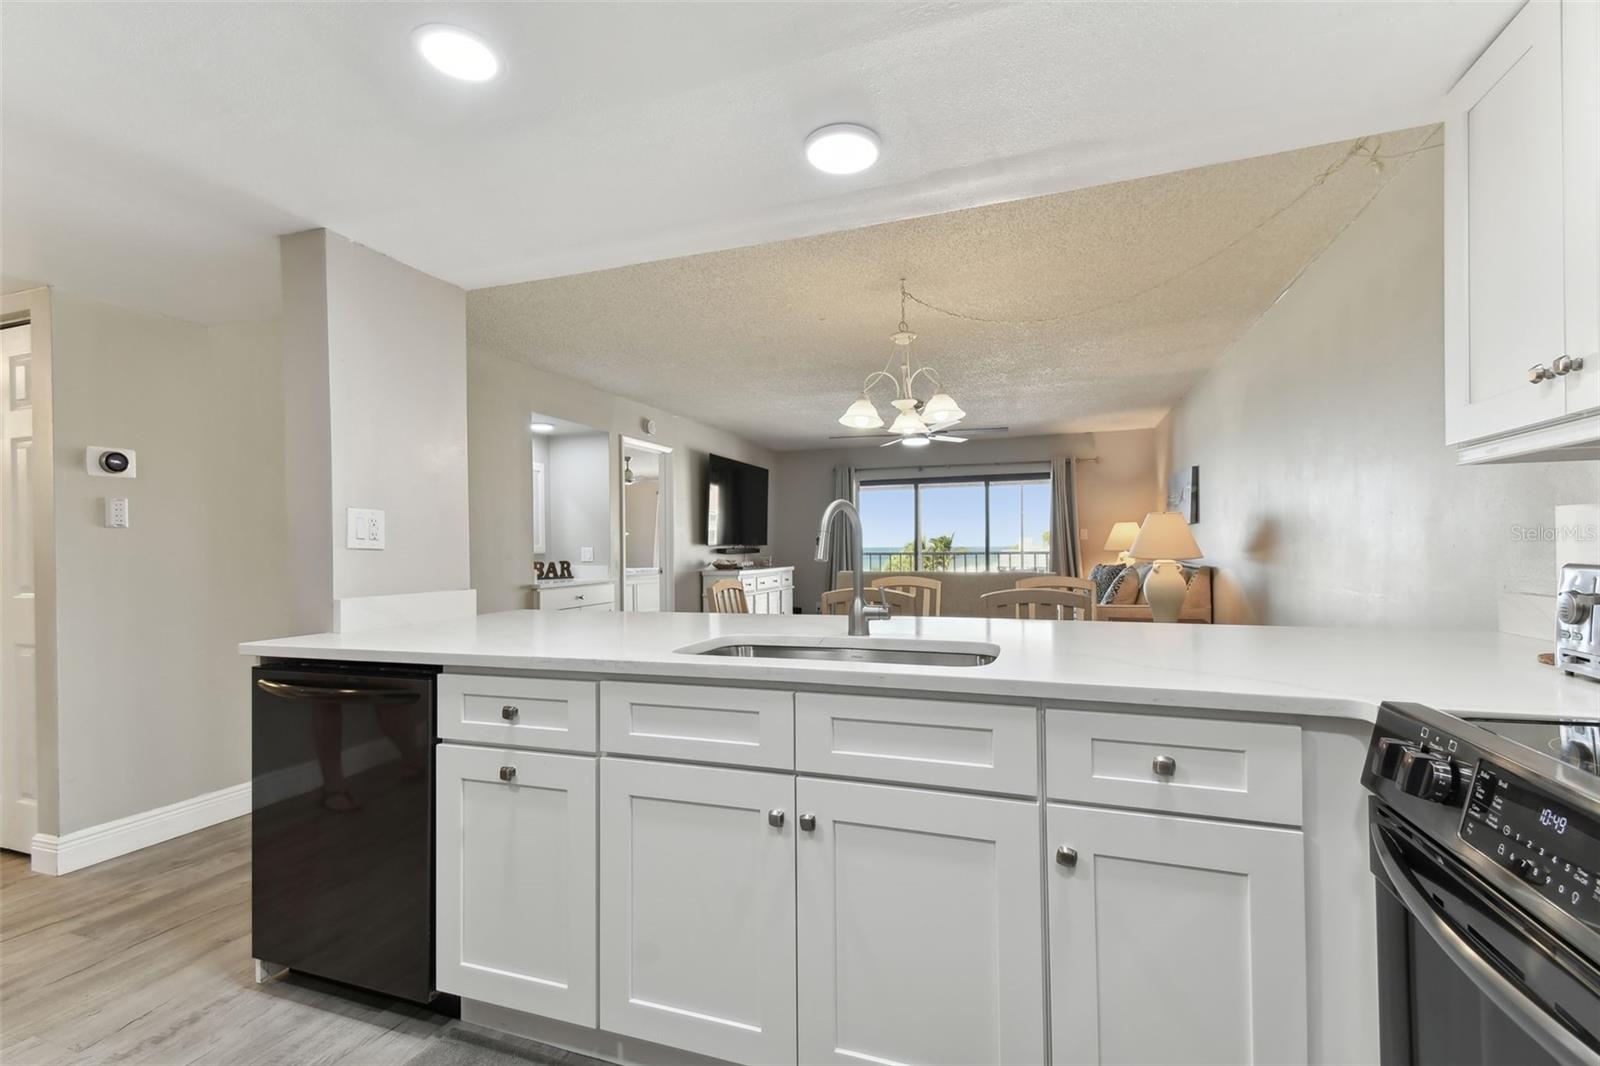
[242,612,1600,1066]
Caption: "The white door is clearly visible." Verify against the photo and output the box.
[1444,0,1569,444]
[599,757,796,1065]
[1047,804,1308,1066]
[0,321,36,854]
[435,743,597,1026]
[796,778,1045,1066]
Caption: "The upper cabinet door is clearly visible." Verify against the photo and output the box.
[795,778,1045,1066]
[1047,804,1307,1066]
[1564,0,1600,417]
[435,744,597,1026]
[599,758,797,1066]
[1445,0,1568,445]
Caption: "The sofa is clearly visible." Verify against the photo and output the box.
[1090,563,1214,623]
[844,565,1214,622]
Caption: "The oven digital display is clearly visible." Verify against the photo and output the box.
[1460,761,1600,928]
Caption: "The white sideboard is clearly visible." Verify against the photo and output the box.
[700,565,793,614]
[531,580,615,613]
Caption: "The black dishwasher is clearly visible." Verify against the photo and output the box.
[252,660,439,1004]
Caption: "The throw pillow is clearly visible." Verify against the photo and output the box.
[1106,566,1141,605]
[1090,563,1125,604]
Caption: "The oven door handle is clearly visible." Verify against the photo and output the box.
[1372,823,1600,1066]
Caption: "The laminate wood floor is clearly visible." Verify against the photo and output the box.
[0,817,586,1066]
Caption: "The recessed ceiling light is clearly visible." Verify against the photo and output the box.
[804,123,880,175]
[413,25,499,82]
[530,422,556,434]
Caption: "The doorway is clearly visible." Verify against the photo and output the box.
[0,300,41,854]
[620,437,674,612]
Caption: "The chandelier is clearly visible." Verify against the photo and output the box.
[838,280,966,444]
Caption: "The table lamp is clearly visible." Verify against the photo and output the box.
[1102,522,1141,565]
[1130,512,1202,623]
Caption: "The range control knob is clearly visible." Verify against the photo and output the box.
[1397,749,1457,802]
[1370,737,1409,780]
[1558,590,1597,625]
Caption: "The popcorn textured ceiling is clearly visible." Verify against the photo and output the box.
[469,127,1438,450]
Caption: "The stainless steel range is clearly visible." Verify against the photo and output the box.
[1364,702,1600,1065]
[1560,563,1600,682]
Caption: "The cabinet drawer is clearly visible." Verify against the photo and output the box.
[756,574,781,591]
[1046,709,1301,824]
[539,584,614,611]
[439,673,598,752]
[796,693,1037,796]
[601,682,794,769]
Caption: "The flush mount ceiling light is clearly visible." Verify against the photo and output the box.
[530,422,556,434]
[836,280,968,448]
[413,25,500,82]
[804,123,880,175]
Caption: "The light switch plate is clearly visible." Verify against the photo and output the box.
[346,507,386,550]
[105,496,129,528]
[580,546,594,562]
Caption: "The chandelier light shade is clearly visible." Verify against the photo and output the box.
[889,409,928,436]
[922,392,965,424]
[838,394,885,429]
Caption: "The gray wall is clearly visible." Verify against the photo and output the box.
[547,431,612,566]
[771,430,1161,614]
[467,347,777,613]
[1159,149,1600,627]
[49,293,290,833]
[281,230,471,630]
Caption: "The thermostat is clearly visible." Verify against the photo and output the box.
[87,446,137,478]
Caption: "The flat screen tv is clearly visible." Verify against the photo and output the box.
[706,453,769,549]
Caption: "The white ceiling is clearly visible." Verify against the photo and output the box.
[470,128,1437,450]
[2,1,1515,324]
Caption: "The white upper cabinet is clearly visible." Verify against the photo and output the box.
[795,778,1046,1066]
[1446,0,1600,461]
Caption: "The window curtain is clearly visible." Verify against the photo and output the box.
[828,464,857,586]
[1050,457,1082,578]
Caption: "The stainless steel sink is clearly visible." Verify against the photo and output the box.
[694,642,997,667]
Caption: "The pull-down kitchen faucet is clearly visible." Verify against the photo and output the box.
[814,498,890,638]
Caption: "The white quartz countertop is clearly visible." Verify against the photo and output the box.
[239,611,1600,723]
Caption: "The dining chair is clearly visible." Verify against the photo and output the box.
[1017,573,1094,614]
[707,578,749,614]
[980,587,1095,621]
[832,570,854,591]
[870,575,943,617]
[820,587,915,617]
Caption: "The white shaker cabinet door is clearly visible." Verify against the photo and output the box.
[599,758,797,1066]
[1444,0,1568,444]
[435,744,597,1026]
[1047,803,1308,1066]
[796,778,1045,1066]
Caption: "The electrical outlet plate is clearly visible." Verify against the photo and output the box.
[346,507,386,550]
[105,497,129,528]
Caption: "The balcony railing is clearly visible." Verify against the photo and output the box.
[862,549,1052,574]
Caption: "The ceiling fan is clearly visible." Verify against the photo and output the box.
[827,424,1010,448]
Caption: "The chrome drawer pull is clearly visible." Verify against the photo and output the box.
[1152,754,1177,777]
[798,813,817,832]
[767,809,785,828]
[1056,846,1078,868]
[499,766,517,782]
[501,704,519,721]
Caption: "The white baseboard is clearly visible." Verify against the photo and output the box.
[30,781,251,876]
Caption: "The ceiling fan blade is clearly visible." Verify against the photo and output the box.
[931,434,967,443]
[879,438,903,447]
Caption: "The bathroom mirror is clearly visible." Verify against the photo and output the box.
[620,437,673,611]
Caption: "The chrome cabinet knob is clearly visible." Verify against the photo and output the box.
[1152,754,1177,777]
[767,809,786,828]
[1554,354,1586,375]
[1056,846,1078,868]
[798,813,817,832]
[1529,364,1557,384]
[501,704,519,721]
[499,766,517,782]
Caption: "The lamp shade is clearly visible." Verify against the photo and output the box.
[888,409,927,436]
[839,395,884,429]
[922,392,965,424]
[1102,521,1141,553]
[1130,511,1202,561]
